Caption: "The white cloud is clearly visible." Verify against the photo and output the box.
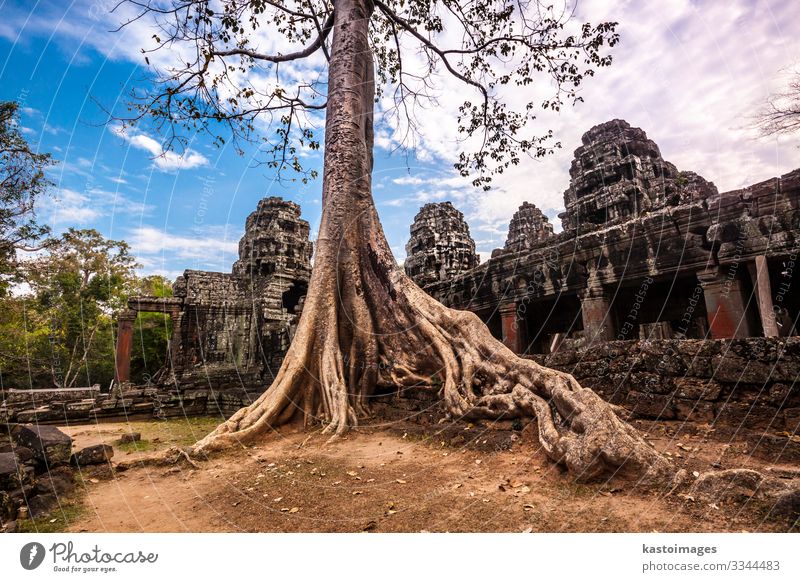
[48,188,101,224]
[109,125,208,172]
[46,186,154,227]
[127,226,241,274]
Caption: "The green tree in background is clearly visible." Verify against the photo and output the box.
[0,235,174,390]
[0,101,53,295]
[130,275,173,385]
[18,228,138,389]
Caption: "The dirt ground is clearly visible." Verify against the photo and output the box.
[33,415,797,533]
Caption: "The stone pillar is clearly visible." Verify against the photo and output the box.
[499,303,523,354]
[748,255,779,337]
[580,293,615,344]
[114,310,136,384]
[697,267,753,339]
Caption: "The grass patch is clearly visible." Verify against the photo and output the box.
[109,416,225,454]
[115,439,157,454]
[16,501,87,533]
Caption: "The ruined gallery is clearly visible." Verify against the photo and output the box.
[3,120,799,438]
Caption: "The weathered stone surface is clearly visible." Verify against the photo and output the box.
[11,425,72,466]
[673,378,722,401]
[504,202,554,252]
[0,453,21,490]
[405,202,479,287]
[13,446,35,464]
[71,444,114,466]
[769,489,800,524]
[560,119,718,231]
[33,466,75,499]
[526,337,800,429]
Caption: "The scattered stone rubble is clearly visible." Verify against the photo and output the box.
[0,424,113,531]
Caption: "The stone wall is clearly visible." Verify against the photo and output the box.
[0,380,262,425]
[527,337,800,431]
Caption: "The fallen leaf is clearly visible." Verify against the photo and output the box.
[475,459,482,465]
[523,504,535,512]
[515,486,531,495]
[289,507,300,514]
[353,491,363,496]
[89,478,100,484]
[49,518,57,523]
[273,497,283,502]
[521,527,533,533]
[347,471,358,477]
[396,479,407,484]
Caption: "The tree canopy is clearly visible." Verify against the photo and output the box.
[119,0,617,187]
[0,230,171,390]
[0,101,53,294]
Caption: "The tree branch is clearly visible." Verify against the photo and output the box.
[212,11,334,63]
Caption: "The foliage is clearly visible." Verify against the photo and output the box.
[130,275,173,384]
[1,229,138,389]
[0,101,54,294]
[117,0,618,188]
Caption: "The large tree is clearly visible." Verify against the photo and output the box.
[119,0,672,482]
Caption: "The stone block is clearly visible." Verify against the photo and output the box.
[11,425,73,466]
[674,398,716,422]
[625,391,675,420]
[784,408,800,433]
[710,355,773,383]
[0,452,22,490]
[71,444,114,467]
[118,432,141,444]
[673,378,722,401]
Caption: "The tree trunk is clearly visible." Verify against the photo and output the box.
[194,0,674,485]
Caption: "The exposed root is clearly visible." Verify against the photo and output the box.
[191,265,675,487]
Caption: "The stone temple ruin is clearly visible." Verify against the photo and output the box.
[2,120,799,441]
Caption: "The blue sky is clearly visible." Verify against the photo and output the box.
[1,0,799,280]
